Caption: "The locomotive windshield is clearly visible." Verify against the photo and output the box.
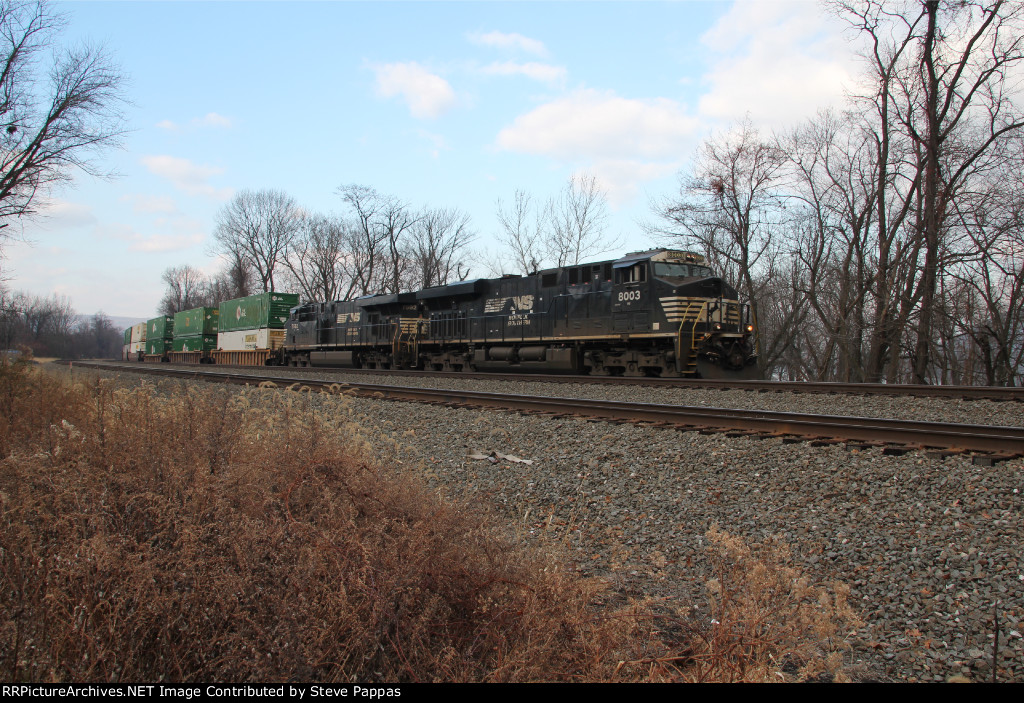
[653,262,713,279]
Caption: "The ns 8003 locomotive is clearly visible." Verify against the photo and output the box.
[284,249,759,378]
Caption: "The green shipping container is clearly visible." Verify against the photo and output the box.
[218,292,299,333]
[172,335,218,353]
[147,316,174,340]
[146,338,172,356]
[123,327,132,345]
[174,307,219,337]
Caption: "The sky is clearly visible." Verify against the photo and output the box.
[2,0,863,320]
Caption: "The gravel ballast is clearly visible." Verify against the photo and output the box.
[169,365,1024,428]
[73,364,1024,682]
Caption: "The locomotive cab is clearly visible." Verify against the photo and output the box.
[611,255,652,332]
[645,250,757,378]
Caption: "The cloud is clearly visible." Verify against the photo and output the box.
[496,89,699,162]
[371,62,456,119]
[127,232,205,253]
[468,31,548,57]
[587,160,682,209]
[96,221,205,253]
[35,199,97,228]
[194,112,232,128]
[478,61,566,85]
[696,0,858,127]
[414,129,449,159]
[120,194,178,214]
[140,155,232,199]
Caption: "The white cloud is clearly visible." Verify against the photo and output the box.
[127,232,205,253]
[140,155,232,200]
[96,221,205,253]
[587,160,682,209]
[697,0,858,128]
[496,89,699,162]
[35,199,97,228]
[414,129,449,159]
[194,112,231,128]
[468,31,548,57]
[120,194,178,214]
[479,61,567,85]
[371,62,456,119]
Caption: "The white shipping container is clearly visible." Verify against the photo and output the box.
[130,323,147,344]
[217,328,285,351]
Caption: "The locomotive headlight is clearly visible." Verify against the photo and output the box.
[714,323,722,330]
[746,325,754,332]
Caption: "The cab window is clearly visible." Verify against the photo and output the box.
[616,263,647,284]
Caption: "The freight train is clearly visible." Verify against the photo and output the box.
[283,249,759,379]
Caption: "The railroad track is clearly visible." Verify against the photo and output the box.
[68,361,1024,461]
[104,359,1024,401]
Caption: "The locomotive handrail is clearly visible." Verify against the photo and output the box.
[692,301,707,351]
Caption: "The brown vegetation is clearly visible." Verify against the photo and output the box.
[0,362,859,682]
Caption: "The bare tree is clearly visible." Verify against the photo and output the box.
[544,174,615,267]
[409,207,474,289]
[212,189,301,293]
[285,213,354,302]
[833,0,1024,382]
[337,184,387,296]
[495,176,617,275]
[651,117,789,371]
[337,184,419,295]
[159,264,208,315]
[378,195,419,294]
[0,1,125,234]
[495,189,544,274]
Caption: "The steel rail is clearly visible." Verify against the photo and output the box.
[70,359,1024,400]
[68,361,1024,455]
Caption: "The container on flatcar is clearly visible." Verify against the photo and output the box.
[172,335,218,353]
[146,338,172,357]
[218,292,298,333]
[147,316,174,341]
[174,307,219,337]
[217,328,286,351]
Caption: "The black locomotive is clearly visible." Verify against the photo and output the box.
[283,249,759,378]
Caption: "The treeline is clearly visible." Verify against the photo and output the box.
[160,185,480,316]
[0,289,122,359]
[160,174,618,317]
[651,1,1024,386]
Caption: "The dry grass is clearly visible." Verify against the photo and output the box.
[0,360,861,682]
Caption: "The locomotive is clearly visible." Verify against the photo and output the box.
[283,249,759,379]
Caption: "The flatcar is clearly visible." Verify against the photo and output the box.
[283,249,759,378]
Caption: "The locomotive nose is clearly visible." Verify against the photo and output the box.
[675,277,723,297]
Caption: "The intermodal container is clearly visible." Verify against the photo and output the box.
[146,338,172,356]
[174,307,219,337]
[217,328,286,351]
[147,316,174,341]
[172,335,218,353]
[218,292,298,333]
[130,323,147,344]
